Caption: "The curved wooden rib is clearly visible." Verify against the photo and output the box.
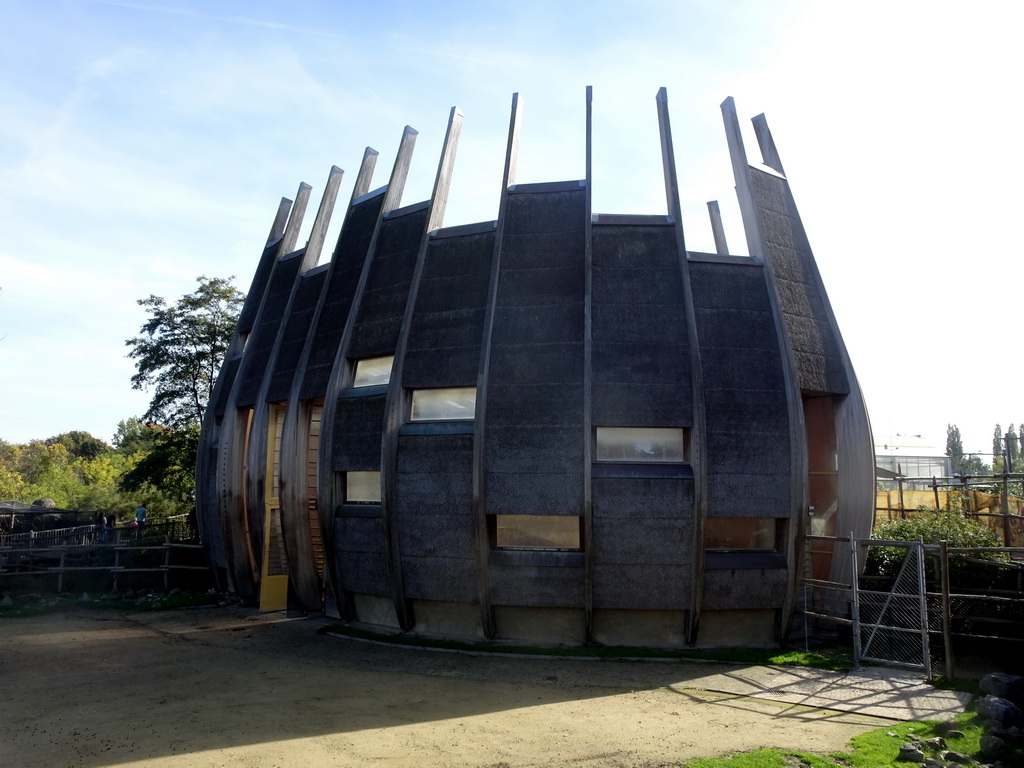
[472,92,522,639]
[196,196,292,591]
[656,87,708,645]
[279,148,379,612]
[317,127,418,619]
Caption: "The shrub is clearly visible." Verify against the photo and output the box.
[867,508,1008,586]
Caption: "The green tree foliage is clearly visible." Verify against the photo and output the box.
[119,425,199,507]
[112,417,161,456]
[993,423,1004,469]
[123,276,243,506]
[1009,424,1020,465]
[125,276,244,430]
[45,430,111,460]
[946,423,989,475]
[945,423,964,473]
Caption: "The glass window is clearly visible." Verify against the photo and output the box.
[346,471,380,503]
[353,356,394,388]
[705,518,780,552]
[494,515,581,550]
[410,387,476,421]
[595,427,686,463]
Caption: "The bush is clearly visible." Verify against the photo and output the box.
[867,508,1008,586]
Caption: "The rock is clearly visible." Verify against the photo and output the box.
[78,593,90,602]
[168,588,181,596]
[924,758,944,768]
[980,733,1006,758]
[981,673,1024,707]
[923,737,947,750]
[936,720,960,736]
[978,696,1023,728]
[942,750,973,764]
[946,730,966,739]
[0,595,13,607]
[898,743,925,762]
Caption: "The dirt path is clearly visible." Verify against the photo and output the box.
[0,606,889,767]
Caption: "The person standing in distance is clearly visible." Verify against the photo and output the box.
[135,504,147,527]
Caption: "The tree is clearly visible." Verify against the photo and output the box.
[119,425,200,507]
[45,430,111,460]
[946,424,964,474]
[126,276,244,430]
[112,418,162,457]
[993,424,1004,472]
[124,277,243,505]
[1009,424,1020,466]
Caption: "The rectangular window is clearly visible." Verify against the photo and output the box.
[353,356,394,388]
[595,427,686,463]
[704,518,781,552]
[410,387,476,421]
[493,515,581,550]
[345,471,381,503]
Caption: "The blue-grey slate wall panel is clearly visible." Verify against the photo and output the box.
[266,269,327,402]
[235,253,305,407]
[591,224,691,428]
[394,431,476,603]
[334,515,388,594]
[690,261,792,519]
[750,168,849,396]
[702,568,789,609]
[402,230,494,389]
[300,194,384,400]
[483,189,586,518]
[347,209,427,358]
[592,564,691,610]
[332,394,385,471]
[592,476,692,609]
[488,564,585,607]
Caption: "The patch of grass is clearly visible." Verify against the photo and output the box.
[685,712,982,767]
[687,749,839,767]
[318,623,851,669]
[0,590,221,617]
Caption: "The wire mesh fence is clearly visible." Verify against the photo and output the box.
[793,535,1024,679]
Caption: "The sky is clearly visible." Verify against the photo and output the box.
[1,0,1021,460]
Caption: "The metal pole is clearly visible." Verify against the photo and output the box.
[940,540,954,680]
[917,536,932,680]
[849,533,861,670]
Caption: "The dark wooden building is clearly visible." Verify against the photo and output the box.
[196,90,874,647]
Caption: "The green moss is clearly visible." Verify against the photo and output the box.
[685,712,981,767]
[318,623,851,669]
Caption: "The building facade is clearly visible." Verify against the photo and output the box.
[196,90,875,647]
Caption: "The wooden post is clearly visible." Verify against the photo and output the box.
[933,477,940,510]
[583,85,594,642]
[660,87,708,645]
[472,92,522,640]
[898,474,906,519]
[706,200,729,256]
[939,539,954,680]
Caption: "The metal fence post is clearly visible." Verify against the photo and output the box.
[940,539,954,680]
[917,536,932,679]
[850,533,861,670]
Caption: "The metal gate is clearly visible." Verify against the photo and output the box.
[852,538,931,677]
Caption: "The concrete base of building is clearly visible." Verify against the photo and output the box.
[592,609,687,648]
[696,609,777,647]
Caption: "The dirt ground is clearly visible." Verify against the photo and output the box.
[0,606,892,768]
